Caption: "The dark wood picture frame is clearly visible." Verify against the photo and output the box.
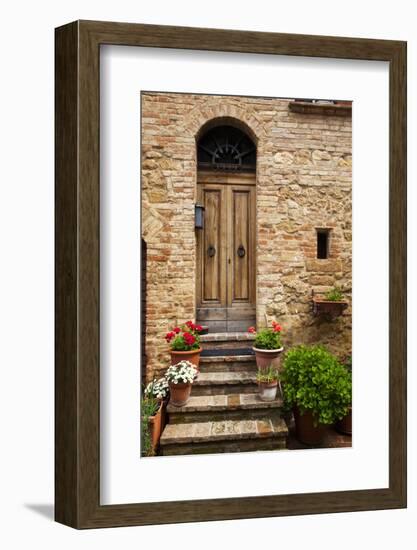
[55,20,407,529]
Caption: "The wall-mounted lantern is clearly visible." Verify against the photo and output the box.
[195,203,205,229]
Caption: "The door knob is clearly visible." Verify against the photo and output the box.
[207,245,216,257]
[237,244,246,258]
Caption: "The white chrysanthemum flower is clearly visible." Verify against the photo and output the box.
[165,360,198,384]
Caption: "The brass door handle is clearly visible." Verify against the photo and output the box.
[237,244,246,258]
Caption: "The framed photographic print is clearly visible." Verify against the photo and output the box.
[55,20,406,528]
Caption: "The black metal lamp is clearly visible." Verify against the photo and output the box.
[195,203,205,229]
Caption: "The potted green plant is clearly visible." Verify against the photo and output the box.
[248,321,284,371]
[165,360,198,407]
[141,395,160,457]
[256,367,280,402]
[282,345,352,445]
[143,377,170,451]
[165,320,203,368]
[336,356,352,435]
[312,286,348,319]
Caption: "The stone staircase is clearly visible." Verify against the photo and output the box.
[160,333,288,456]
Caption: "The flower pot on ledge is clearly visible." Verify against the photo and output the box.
[148,399,166,451]
[252,347,284,371]
[258,380,278,402]
[168,382,192,407]
[170,347,202,369]
[312,298,348,319]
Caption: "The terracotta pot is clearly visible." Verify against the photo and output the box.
[336,406,352,435]
[258,380,278,402]
[148,400,166,451]
[252,347,284,371]
[168,382,192,407]
[293,406,326,445]
[170,347,202,369]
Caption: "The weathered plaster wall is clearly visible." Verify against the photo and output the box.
[141,92,352,380]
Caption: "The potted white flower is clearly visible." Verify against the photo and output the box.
[145,377,170,401]
[165,360,198,407]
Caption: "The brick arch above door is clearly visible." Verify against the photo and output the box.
[184,102,265,143]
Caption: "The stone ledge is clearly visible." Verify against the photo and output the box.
[305,259,343,273]
[289,101,352,117]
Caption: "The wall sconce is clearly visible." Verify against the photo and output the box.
[195,203,205,229]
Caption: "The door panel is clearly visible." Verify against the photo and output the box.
[203,189,221,301]
[232,189,250,302]
[196,186,226,309]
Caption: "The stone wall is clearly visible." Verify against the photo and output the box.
[141,92,352,381]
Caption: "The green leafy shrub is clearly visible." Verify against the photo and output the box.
[282,345,352,425]
[325,286,344,301]
[344,355,352,371]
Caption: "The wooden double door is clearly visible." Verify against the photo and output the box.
[196,173,256,332]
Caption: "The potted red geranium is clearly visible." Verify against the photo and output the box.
[165,320,203,368]
[248,321,284,371]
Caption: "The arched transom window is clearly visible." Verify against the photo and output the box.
[197,125,256,172]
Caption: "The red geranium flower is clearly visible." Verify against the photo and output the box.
[185,320,194,328]
[165,331,175,342]
[195,325,203,332]
[173,327,181,334]
[184,333,196,345]
[273,324,282,332]
[247,326,256,333]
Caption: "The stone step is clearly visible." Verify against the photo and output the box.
[199,355,257,372]
[167,392,283,423]
[200,332,255,351]
[192,371,257,395]
[198,321,255,333]
[201,347,254,357]
[160,417,288,455]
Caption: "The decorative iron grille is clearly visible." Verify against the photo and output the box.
[197,125,256,171]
